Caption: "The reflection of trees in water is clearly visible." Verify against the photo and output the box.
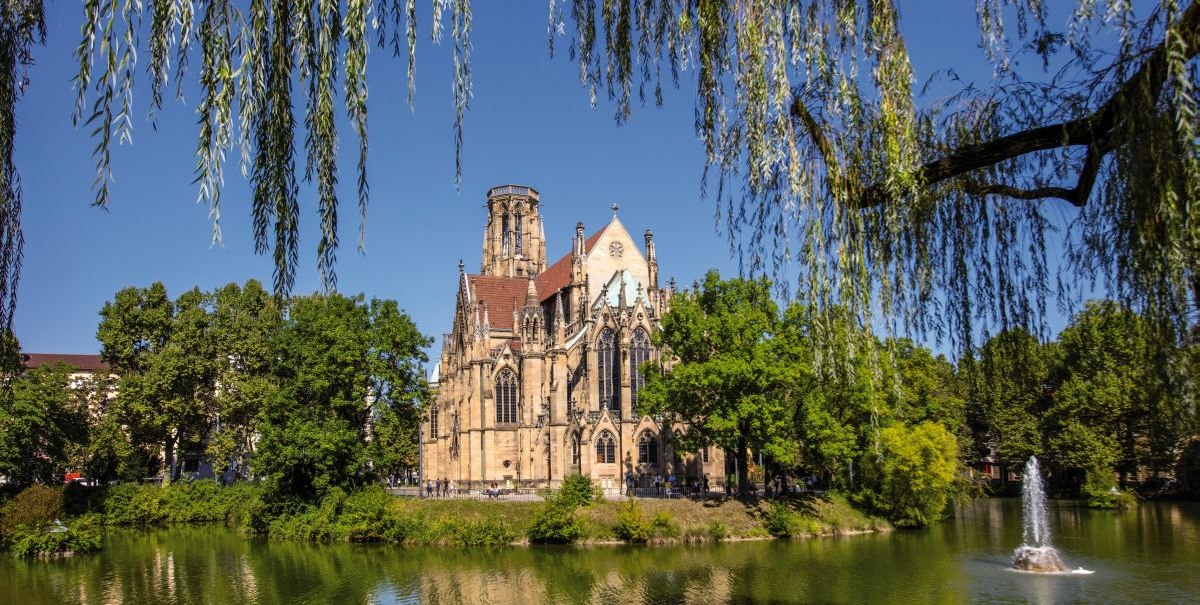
[7,506,1200,604]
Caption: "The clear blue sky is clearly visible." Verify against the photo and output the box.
[13,2,1078,360]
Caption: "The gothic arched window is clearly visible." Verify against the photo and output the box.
[571,432,582,466]
[629,328,650,410]
[597,329,619,411]
[429,404,438,438]
[515,210,523,254]
[501,208,510,255]
[638,431,659,464]
[595,430,616,464]
[495,369,518,424]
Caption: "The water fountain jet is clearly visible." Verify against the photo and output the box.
[1012,456,1067,573]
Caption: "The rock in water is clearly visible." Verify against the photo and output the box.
[1012,545,1067,573]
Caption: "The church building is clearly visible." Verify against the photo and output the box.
[422,185,724,492]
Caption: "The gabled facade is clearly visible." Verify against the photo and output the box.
[422,185,724,491]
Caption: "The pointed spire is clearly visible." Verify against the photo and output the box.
[458,259,465,274]
[554,291,565,324]
[525,274,538,307]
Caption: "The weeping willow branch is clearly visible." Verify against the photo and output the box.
[66,0,472,298]
[852,0,1200,211]
[0,0,40,359]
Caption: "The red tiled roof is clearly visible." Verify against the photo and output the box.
[468,275,530,330]
[535,225,608,302]
[22,353,108,372]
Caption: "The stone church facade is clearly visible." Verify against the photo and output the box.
[421,185,724,492]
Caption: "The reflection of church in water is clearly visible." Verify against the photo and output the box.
[422,185,724,491]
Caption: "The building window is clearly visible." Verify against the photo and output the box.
[638,432,659,464]
[702,447,710,463]
[429,405,438,438]
[595,430,616,464]
[629,328,650,410]
[572,433,582,466]
[597,328,618,411]
[496,369,518,424]
[515,211,523,254]
[501,210,510,255]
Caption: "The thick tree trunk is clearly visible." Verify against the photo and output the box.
[736,429,750,498]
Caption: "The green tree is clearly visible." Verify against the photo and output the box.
[368,405,420,482]
[965,329,1054,469]
[255,293,429,499]
[640,270,793,497]
[773,303,879,489]
[861,422,960,527]
[207,280,282,480]
[889,339,967,433]
[1047,300,1183,487]
[97,283,217,483]
[0,363,90,486]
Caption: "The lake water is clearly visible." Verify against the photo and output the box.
[2,498,1197,604]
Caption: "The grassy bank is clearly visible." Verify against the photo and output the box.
[0,480,888,556]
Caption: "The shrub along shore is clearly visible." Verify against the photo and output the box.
[0,477,889,556]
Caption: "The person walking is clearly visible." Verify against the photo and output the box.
[425,479,433,498]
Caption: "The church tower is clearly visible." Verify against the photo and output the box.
[481,185,547,278]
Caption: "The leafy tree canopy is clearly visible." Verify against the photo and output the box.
[861,421,959,527]
[639,269,792,496]
[0,362,90,487]
[255,292,430,499]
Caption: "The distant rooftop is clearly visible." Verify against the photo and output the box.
[22,353,108,372]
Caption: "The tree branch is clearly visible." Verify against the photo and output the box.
[793,0,1200,210]
[961,181,1083,207]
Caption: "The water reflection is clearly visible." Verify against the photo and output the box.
[2,500,1198,605]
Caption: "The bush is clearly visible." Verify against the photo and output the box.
[707,521,728,541]
[861,422,959,527]
[449,519,519,546]
[336,486,393,542]
[0,485,64,540]
[556,474,600,508]
[9,515,102,558]
[100,481,265,527]
[650,511,679,538]
[763,501,802,537]
[1082,469,1138,510]
[613,501,651,543]
[267,488,345,542]
[527,501,583,544]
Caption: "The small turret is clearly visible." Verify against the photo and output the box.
[554,291,566,343]
[521,275,544,351]
[644,230,658,290]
